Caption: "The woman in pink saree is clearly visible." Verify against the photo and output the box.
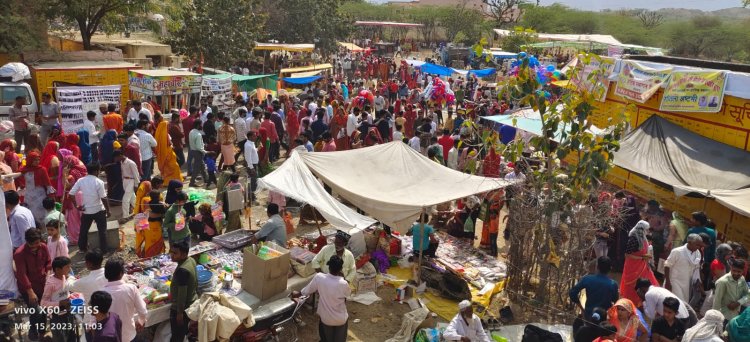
[58,149,87,244]
[620,220,659,307]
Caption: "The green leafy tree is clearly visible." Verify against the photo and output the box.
[46,0,149,50]
[501,53,628,309]
[483,0,525,26]
[165,0,265,69]
[260,0,352,54]
[410,6,447,44]
[0,0,48,53]
[441,5,484,44]
[500,27,538,52]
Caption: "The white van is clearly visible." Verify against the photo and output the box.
[0,81,38,119]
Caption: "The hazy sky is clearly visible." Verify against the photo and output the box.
[537,0,744,11]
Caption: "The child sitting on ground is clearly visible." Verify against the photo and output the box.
[194,203,218,241]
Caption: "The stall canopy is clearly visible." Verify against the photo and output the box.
[254,43,315,52]
[203,73,278,92]
[279,63,333,76]
[282,75,321,85]
[480,107,604,142]
[338,42,368,52]
[613,116,750,213]
[494,29,622,46]
[258,152,376,232]
[354,21,424,28]
[420,63,454,76]
[298,142,514,231]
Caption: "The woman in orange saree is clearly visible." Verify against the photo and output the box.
[620,220,659,307]
[607,298,648,342]
[330,101,349,150]
[154,121,183,184]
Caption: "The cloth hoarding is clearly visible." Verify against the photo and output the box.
[613,115,750,198]
[258,152,376,232]
[129,71,201,96]
[298,142,514,232]
[573,56,615,102]
[201,75,233,112]
[56,85,121,133]
[659,71,728,113]
[0,191,18,295]
[614,60,672,103]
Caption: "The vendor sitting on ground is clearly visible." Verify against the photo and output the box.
[407,213,439,258]
[252,203,287,247]
[312,230,357,283]
[444,300,491,342]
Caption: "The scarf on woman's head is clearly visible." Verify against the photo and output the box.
[684,309,724,341]
[40,141,59,171]
[65,133,81,158]
[629,220,649,248]
[607,298,640,341]
[164,180,183,205]
[56,149,73,194]
[0,139,14,153]
[100,130,117,165]
[77,130,92,164]
[21,151,52,188]
[133,181,152,215]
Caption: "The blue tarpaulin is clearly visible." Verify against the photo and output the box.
[468,68,497,77]
[282,75,321,85]
[420,63,454,76]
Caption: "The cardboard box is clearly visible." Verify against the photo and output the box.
[291,259,315,278]
[354,274,378,295]
[241,242,291,300]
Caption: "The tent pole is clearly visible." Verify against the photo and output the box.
[417,207,426,285]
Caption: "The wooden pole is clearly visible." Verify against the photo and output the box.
[417,207,426,285]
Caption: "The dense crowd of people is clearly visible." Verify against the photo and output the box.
[1,47,748,342]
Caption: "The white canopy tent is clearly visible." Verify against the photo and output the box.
[296,142,515,232]
[258,152,376,232]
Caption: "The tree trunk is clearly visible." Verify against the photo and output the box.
[78,20,92,50]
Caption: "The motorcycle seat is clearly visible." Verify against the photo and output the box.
[252,298,296,323]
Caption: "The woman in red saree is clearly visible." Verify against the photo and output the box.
[330,101,348,150]
[20,151,54,223]
[607,298,648,342]
[364,127,383,147]
[60,153,87,244]
[620,220,658,307]
[480,189,504,248]
[404,105,417,138]
[40,141,61,188]
[285,101,299,151]
[65,133,82,159]
[482,147,501,178]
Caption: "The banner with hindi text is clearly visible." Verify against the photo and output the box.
[56,85,121,133]
[200,75,233,112]
[659,71,727,113]
[614,60,672,103]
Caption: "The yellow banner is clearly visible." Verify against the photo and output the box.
[614,60,672,103]
[659,71,727,113]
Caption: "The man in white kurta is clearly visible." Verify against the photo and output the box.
[443,300,491,342]
[664,233,704,303]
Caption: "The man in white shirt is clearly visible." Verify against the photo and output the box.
[234,108,249,162]
[244,131,259,204]
[69,163,110,252]
[114,150,140,219]
[70,250,107,303]
[295,255,351,342]
[374,93,386,112]
[635,278,694,323]
[127,100,152,124]
[447,140,459,170]
[503,163,526,182]
[84,111,101,163]
[664,233,705,303]
[104,257,147,342]
[5,190,36,249]
[135,120,158,181]
[199,102,212,123]
[308,100,319,116]
[39,92,60,144]
[409,135,421,152]
[346,108,360,142]
[444,300,491,342]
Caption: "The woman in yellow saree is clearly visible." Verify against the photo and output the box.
[154,121,183,185]
[135,190,167,258]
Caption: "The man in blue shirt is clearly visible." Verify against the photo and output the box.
[569,256,619,319]
[406,213,439,258]
[253,203,287,247]
[310,110,329,144]
[684,211,717,291]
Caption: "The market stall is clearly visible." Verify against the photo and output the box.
[128,69,202,111]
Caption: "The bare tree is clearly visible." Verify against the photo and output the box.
[637,10,664,29]
[483,0,525,25]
